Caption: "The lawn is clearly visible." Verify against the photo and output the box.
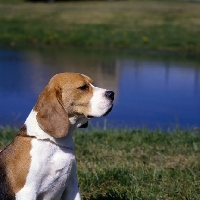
[1,127,200,199]
[1,0,200,55]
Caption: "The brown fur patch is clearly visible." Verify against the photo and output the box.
[0,161,15,200]
[17,124,27,136]
[0,126,32,194]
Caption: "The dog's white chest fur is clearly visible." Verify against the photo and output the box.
[16,139,76,200]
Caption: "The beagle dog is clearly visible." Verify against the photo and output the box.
[0,73,114,200]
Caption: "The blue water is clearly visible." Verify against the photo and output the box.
[0,48,200,130]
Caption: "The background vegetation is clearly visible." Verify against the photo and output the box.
[1,0,200,55]
[1,127,200,199]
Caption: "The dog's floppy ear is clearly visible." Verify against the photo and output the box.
[35,86,69,138]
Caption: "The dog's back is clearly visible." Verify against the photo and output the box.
[0,131,33,200]
[0,148,15,200]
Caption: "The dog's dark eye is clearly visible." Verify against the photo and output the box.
[78,85,89,91]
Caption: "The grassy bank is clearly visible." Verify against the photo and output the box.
[0,127,200,199]
[1,0,200,55]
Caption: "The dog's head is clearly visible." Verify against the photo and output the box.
[34,73,114,138]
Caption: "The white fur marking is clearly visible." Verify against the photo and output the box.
[89,85,112,117]
[25,110,88,148]
[16,139,80,200]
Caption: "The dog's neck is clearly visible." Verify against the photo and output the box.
[24,110,87,149]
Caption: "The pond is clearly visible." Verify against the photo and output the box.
[0,47,200,130]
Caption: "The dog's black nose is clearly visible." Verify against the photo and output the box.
[105,91,115,101]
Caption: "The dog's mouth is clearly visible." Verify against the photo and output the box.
[87,106,113,119]
[87,115,94,119]
[103,105,113,116]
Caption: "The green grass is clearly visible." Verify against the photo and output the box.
[1,0,200,55]
[1,127,200,199]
